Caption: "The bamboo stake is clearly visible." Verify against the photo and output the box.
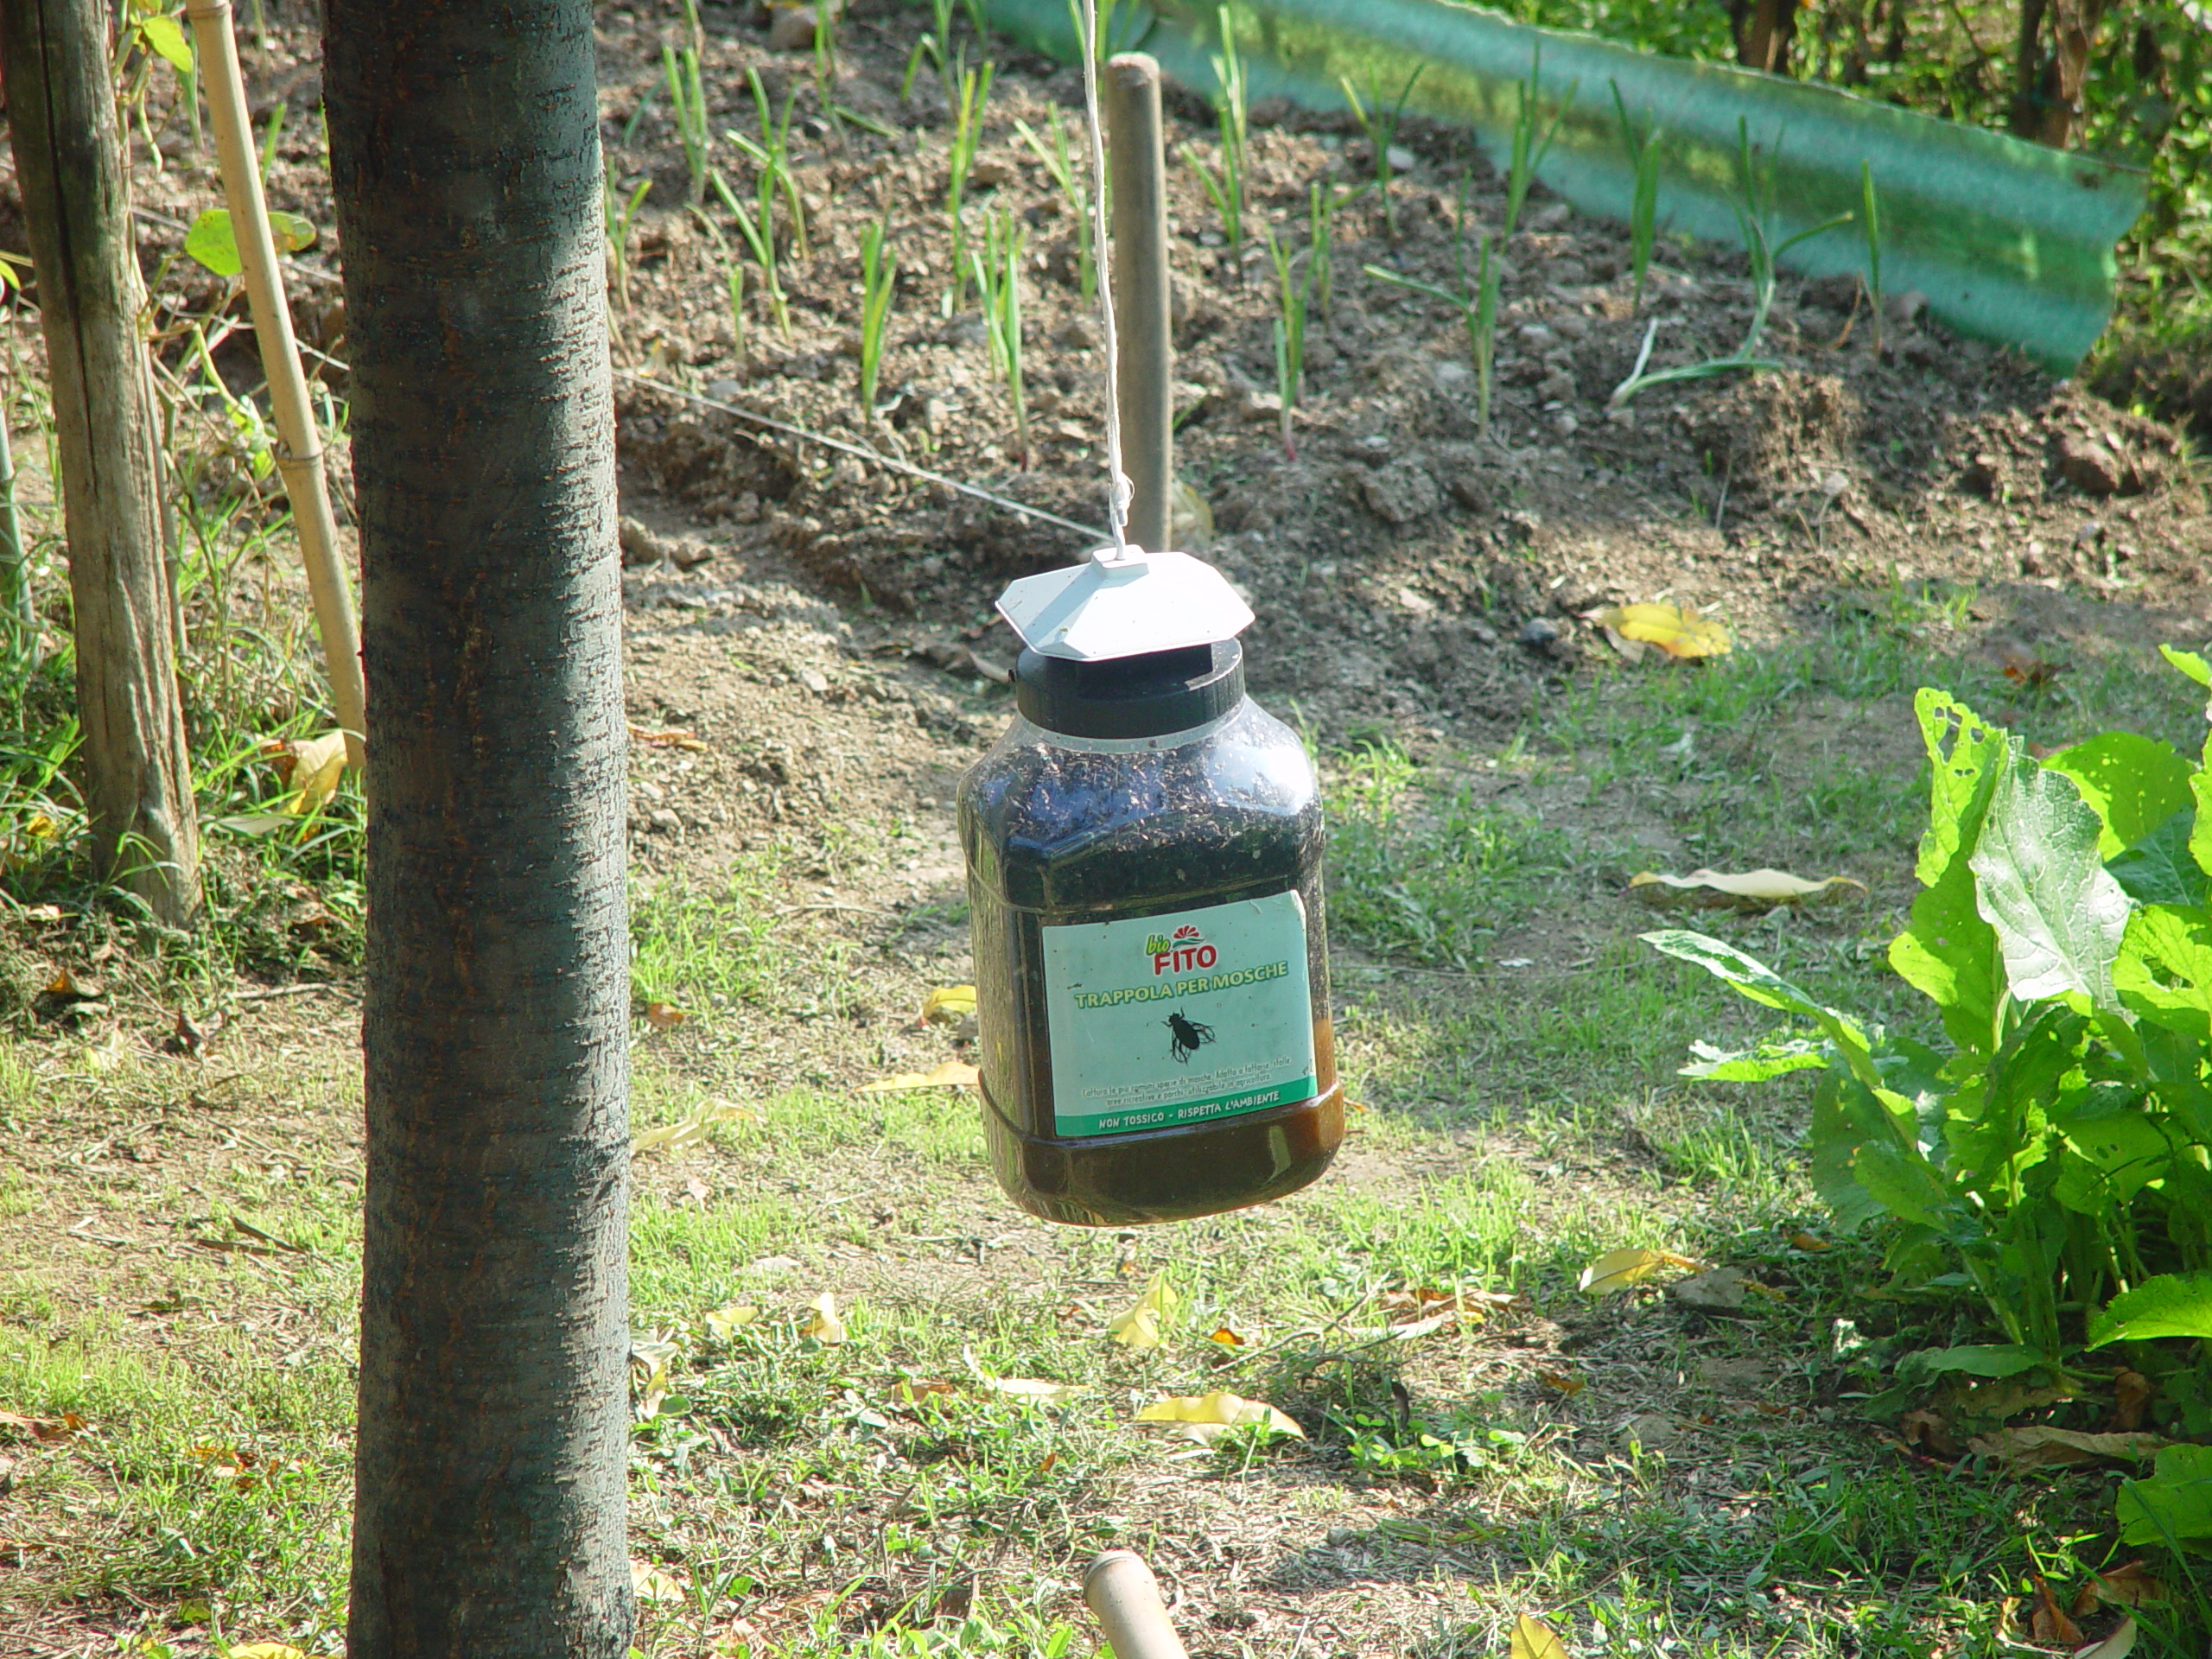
[183,0,367,772]
[1084,1551,1191,1659]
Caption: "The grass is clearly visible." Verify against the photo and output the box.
[10,622,2206,1653]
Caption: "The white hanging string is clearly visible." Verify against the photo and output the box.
[1073,0,1133,552]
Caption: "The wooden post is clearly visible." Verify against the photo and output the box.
[1103,54,1174,554]
[2,0,202,924]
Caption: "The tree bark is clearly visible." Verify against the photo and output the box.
[1,0,202,925]
[324,0,632,1652]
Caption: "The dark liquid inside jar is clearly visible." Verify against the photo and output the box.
[958,640,1342,1225]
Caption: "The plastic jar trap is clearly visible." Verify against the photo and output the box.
[957,542,1344,1225]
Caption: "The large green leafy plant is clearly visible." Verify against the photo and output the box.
[1648,652,2212,1548]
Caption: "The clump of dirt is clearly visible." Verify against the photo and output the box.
[1688,372,1860,495]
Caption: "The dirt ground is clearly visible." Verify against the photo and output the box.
[0,1,2209,1653]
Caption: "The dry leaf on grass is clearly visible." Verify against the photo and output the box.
[2112,1370,2153,1431]
[1207,1325,1249,1348]
[1135,1391,1304,1443]
[703,1304,759,1339]
[1536,1369,1586,1395]
[2075,1562,2167,1613]
[1627,868,1867,912]
[631,1560,689,1604]
[1584,602,1731,660]
[226,1645,325,1659]
[1578,1247,1703,1295]
[2029,1575,2086,1647]
[627,722,709,752]
[1512,1614,1572,1659]
[264,731,350,815]
[918,984,977,1026]
[642,1001,688,1031]
[861,1059,980,1092]
[0,1410,83,1442]
[1107,1271,1180,1349]
[1968,1426,2164,1469]
[632,1097,760,1156]
[802,1292,847,1344]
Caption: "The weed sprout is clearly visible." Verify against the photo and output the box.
[1016,109,1094,301]
[1609,120,1851,406]
[945,62,996,304]
[1861,160,1884,353]
[729,67,809,263]
[1609,80,1661,309]
[709,167,791,338]
[1183,8,1249,267]
[604,165,653,314]
[1339,67,1422,241]
[662,0,712,207]
[969,208,1029,464]
[859,215,898,422]
[1363,175,1498,429]
[1503,43,1575,241]
[1262,226,1310,457]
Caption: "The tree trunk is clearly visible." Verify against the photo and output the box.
[1732,0,1798,74]
[2012,0,2050,137]
[1,0,202,925]
[2037,0,2108,148]
[324,0,632,1651]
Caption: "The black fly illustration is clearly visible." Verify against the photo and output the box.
[1165,1009,1216,1065]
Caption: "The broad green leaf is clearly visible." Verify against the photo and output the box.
[2193,772,2212,884]
[182,207,319,278]
[2119,1442,2212,1545]
[1890,870,2000,1053]
[2108,810,2208,910]
[1681,1036,1827,1081]
[1911,689,2012,888]
[2054,1109,2170,1213]
[2161,644,2212,690]
[1971,756,2133,1008]
[2113,904,2212,1039]
[2089,1272,2212,1347]
[1852,1136,1952,1229]
[1642,930,1873,1082]
[1897,1343,2044,1379]
[1809,1073,1902,1232]
[137,14,194,73]
[2044,732,2194,858]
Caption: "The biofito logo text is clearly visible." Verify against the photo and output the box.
[1144,923,1217,976]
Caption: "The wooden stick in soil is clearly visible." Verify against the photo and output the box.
[1,0,202,925]
[1084,1551,1191,1659]
[1103,54,1174,553]
[185,0,369,772]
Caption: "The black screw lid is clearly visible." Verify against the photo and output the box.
[1014,639,1245,740]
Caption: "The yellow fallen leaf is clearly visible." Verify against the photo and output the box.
[226,1647,322,1659]
[703,1304,759,1338]
[1107,1271,1180,1349]
[861,1059,980,1092]
[276,731,350,814]
[631,1560,688,1604]
[1578,1247,1703,1295]
[1207,1325,1248,1349]
[1627,868,1867,912]
[632,1097,759,1156]
[1511,1615,1571,1659]
[802,1291,848,1344]
[1136,1391,1303,1443]
[918,984,978,1026]
[642,1001,688,1031]
[984,1376,1084,1404]
[1592,602,1730,660]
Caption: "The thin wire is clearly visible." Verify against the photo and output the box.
[1073,0,1130,550]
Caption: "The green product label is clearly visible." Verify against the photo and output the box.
[1040,891,1316,1139]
